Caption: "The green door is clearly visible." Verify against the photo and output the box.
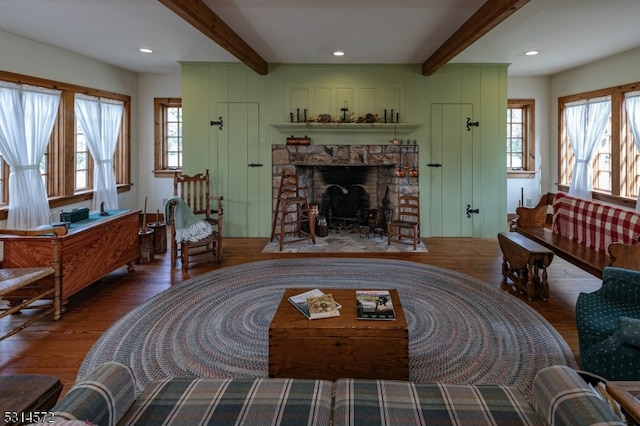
[430,103,474,237]
[216,102,261,237]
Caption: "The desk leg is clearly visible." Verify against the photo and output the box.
[526,265,536,301]
[500,258,509,291]
[541,266,549,301]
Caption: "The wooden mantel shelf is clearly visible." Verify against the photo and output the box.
[271,122,420,133]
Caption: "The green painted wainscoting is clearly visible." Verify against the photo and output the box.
[181,63,507,238]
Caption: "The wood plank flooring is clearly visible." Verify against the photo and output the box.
[0,237,601,398]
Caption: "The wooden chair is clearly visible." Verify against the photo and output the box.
[0,226,67,341]
[387,194,420,250]
[270,170,316,251]
[169,170,223,274]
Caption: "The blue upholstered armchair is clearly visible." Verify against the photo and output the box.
[575,266,640,380]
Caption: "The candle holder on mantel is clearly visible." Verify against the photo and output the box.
[341,101,349,121]
[383,109,399,123]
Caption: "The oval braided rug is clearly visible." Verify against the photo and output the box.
[79,258,576,400]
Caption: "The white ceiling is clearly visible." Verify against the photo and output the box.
[0,0,639,76]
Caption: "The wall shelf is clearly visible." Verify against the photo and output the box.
[271,122,420,134]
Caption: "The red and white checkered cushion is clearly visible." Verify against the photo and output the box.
[552,192,640,253]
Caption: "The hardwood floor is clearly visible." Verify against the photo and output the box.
[0,237,601,398]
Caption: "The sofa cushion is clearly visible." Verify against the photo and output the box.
[117,377,334,425]
[552,192,640,253]
[618,316,640,348]
[332,379,543,426]
[52,362,135,426]
[532,365,624,425]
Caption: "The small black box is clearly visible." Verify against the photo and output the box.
[60,207,90,223]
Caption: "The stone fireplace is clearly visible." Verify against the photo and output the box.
[272,144,419,230]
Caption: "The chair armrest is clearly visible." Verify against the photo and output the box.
[51,362,136,426]
[609,242,640,271]
[514,192,554,228]
[533,365,624,425]
[598,267,640,303]
[0,226,68,238]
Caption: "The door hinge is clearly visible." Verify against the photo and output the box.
[210,117,223,130]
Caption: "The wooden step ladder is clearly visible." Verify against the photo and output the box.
[270,171,316,251]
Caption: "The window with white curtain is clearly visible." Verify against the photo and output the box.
[0,70,131,220]
[559,82,640,207]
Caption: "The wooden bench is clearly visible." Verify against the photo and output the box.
[0,226,67,341]
[512,192,640,278]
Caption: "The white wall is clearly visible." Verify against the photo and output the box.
[137,73,181,217]
[506,76,551,213]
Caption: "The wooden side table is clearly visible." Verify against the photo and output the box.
[269,288,409,381]
[498,232,554,301]
[607,381,640,425]
[0,375,62,425]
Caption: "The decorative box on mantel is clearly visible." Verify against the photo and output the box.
[286,135,310,146]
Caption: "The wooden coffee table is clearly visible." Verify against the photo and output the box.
[269,288,409,381]
[0,374,62,425]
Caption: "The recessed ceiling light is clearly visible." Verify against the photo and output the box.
[333,51,345,57]
[139,48,154,53]
[525,50,539,56]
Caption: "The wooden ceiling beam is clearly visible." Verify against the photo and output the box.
[422,0,531,76]
[158,0,268,75]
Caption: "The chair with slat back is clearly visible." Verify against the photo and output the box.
[387,194,420,250]
[0,226,67,341]
[169,169,223,274]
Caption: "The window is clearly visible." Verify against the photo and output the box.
[507,99,535,176]
[559,82,640,207]
[154,98,182,175]
[0,71,131,219]
[75,118,92,190]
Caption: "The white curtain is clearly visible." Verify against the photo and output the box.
[565,97,611,200]
[625,91,640,211]
[75,94,123,211]
[0,82,61,228]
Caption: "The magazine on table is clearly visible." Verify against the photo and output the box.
[356,290,396,320]
[288,289,341,319]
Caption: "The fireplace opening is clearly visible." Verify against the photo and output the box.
[304,165,393,231]
[273,144,419,236]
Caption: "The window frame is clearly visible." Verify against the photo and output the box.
[0,70,131,221]
[153,97,182,176]
[558,82,640,209]
[507,99,535,178]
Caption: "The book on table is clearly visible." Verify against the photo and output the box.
[288,289,341,319]
[356,290,396,320]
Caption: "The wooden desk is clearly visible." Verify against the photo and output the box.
[0,374,62,425]
[0,210,139,310]
[498,232,554,301]
[269,288,408,381]
[607,381,640,425]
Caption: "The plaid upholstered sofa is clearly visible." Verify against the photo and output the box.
[47,362,624,425]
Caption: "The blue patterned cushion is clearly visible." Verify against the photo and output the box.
[52,362,136,426]
[332,379,543,425]
[118,378,334,425]
[532,365,624,425]
[618,316,640,348]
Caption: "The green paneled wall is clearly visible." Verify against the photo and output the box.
[181,62,507,238]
